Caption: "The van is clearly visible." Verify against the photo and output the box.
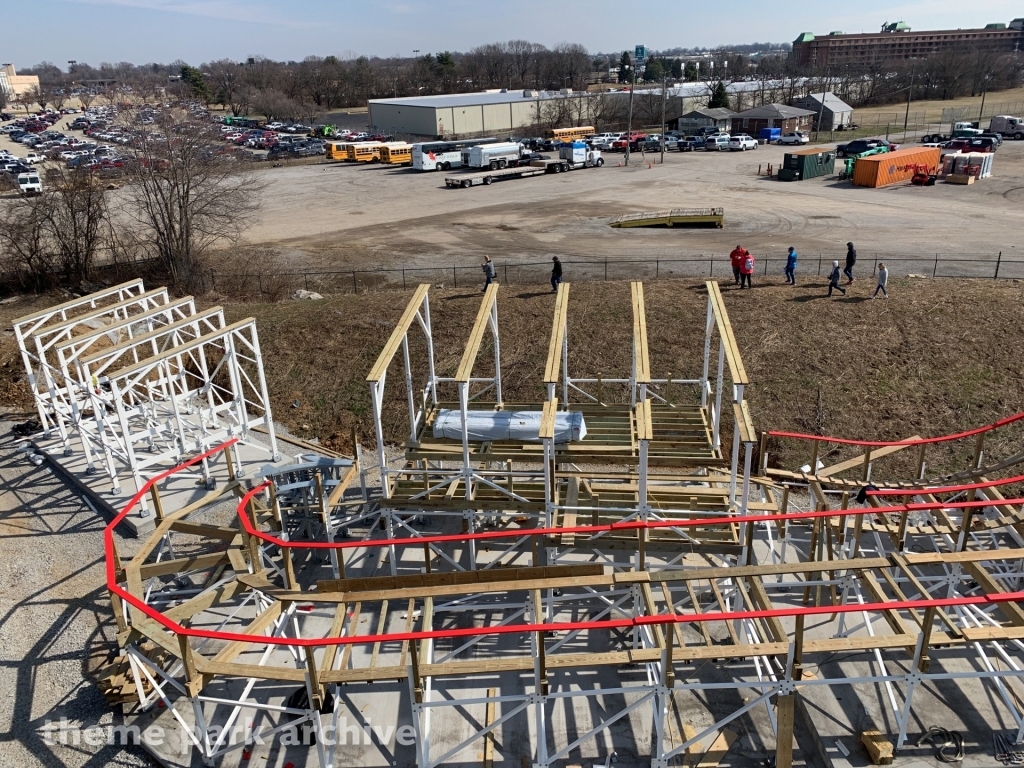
[17,172,42,196]
[704,135,730,151]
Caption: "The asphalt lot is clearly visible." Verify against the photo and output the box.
[248,138,1024,272]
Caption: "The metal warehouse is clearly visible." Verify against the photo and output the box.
[368,89,579,138]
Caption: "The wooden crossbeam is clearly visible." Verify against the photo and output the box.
[543,283,569,385]
[366,284,430,383]
[816,437,921,478]
[455,283,499,383]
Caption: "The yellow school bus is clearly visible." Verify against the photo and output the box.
[544,126,596,143]
[348,141,409,162]
[380,143,412,165]
[325,141,356,161]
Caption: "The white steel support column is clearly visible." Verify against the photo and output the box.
[701,297,714,408]
[489,297,502,405]
[403,335,417,440]
[713,339,725,449]
[459,382,472,501]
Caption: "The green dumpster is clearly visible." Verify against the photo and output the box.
[778,148,836,181]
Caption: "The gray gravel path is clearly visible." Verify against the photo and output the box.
[0,416,154,768]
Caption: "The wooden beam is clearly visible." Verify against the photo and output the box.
[631,281,651,384]
[543,283,569,385]
[455,283,499,383]
[539,398,558,440]
[366,284,430,383]
[732,402,756,444]
[705,281,749,386]
[636,399,653,441]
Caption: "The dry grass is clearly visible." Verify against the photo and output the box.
[3,277,1023,477]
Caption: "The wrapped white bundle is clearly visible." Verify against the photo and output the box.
[432,409,587,443]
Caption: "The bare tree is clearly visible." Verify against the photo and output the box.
[122,109,263,291]
[0,197,55,292]
[45,166,110,284]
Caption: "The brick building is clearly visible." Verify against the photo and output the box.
[792,20,1024,67]
[730,104,815,135]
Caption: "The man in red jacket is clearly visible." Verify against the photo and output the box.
[739,251,755,289]
[729,246,747,285]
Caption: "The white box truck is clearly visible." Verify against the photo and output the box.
[461,142,523,170]
[989,116,1024,140]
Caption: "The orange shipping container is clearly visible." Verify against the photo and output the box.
[851,146,941,188]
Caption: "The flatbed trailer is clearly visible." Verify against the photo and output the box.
[445,155,604,188]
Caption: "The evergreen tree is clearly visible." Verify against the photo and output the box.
[708,81,730,109]
[618,51,632,83]
[180,65,210,102]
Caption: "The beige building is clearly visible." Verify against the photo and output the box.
[0,64,40,99]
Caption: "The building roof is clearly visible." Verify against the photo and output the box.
[794,33,815,43]
[680,107,736,119]
[370,89,567,109]
[733,103,817,119]
[795,92,854,113]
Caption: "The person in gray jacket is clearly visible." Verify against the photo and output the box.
[828,260,847,297]
[481,255,496,291]
[872,262,888,299]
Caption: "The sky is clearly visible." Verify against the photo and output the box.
[3,0,1022,69]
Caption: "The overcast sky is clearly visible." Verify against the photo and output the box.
[4,0,1022,68]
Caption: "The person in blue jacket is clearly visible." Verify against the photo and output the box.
[784,247,797,285]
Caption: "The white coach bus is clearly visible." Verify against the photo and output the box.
[411,138,499,171]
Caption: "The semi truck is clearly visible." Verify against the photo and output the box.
[920,121,983,143]
[461,142,523,169]
[989,116,1024,140]
[446,142,603,188]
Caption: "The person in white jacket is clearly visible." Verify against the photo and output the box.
[872,262,888,299]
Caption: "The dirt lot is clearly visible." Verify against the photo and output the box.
[248,136,1024,273]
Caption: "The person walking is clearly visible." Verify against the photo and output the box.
[843,242,857,284]
[481,255,496,292]
[739,251,755,289]
[784,247,797,285]
[729,246,747,285]
[550,256,563,292]
[828,260,847,297]
[872,262,888,299]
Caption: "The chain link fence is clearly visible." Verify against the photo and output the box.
[209,252,1022,302]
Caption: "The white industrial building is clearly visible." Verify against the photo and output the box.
[368,80,802,138]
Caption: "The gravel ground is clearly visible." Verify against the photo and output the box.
[0,413,154,768]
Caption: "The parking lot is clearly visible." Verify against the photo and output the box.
[247,135,1024,272]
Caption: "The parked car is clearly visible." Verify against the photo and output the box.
[729,135,758,151]
[835,138,898,158]
[779,131,809,145]
[704,135,731,151]
[22,152,44,164]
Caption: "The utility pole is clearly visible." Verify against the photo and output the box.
[660,75,668,164]
[979,73,991,123]
[903,65,915,142]
[625,60,636,166]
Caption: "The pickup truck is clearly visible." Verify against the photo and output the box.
[611,132,646,150]
[678,136,706,151]
[835,138,898,158]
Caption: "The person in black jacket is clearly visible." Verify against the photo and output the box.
[829,260,847,297]
[551,256,563,292]
[843,242,857,284]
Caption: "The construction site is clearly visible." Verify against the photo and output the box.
[4,273,1024,768]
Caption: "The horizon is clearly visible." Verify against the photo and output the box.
[3,1,1023,70]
